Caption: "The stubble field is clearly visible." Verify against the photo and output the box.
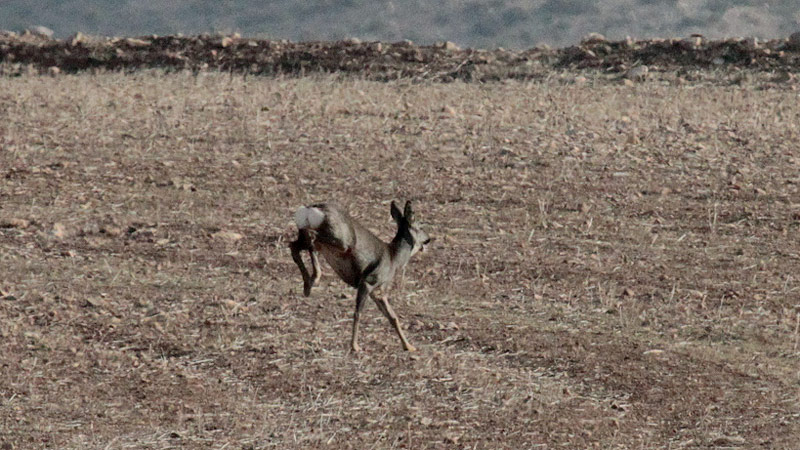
[1,71,800,449]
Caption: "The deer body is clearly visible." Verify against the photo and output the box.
[290,201,429,352]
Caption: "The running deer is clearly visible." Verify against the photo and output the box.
[290,201,430,352]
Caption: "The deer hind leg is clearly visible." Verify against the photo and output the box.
[371,293,416,352]
[290,229,319,297]
[309,247,321,288]
[350,283,371,353]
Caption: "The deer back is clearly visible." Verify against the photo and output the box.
[310,203,392,286]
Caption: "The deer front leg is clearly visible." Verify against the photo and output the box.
[290,229,317,297]
[371,293,416,352]
[350,283,371,352]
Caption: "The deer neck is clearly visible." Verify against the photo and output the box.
[389,232,414,270]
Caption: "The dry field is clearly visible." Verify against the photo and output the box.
[1,71,800,449]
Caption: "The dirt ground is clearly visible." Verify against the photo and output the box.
[1,71,800,449]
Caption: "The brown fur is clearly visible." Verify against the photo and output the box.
[290,201,430,352]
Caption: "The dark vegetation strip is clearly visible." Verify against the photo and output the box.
[1,32,800,80]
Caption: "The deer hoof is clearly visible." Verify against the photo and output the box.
[404,344,417,352]
[350,343,361,353]
[303,283,312,297]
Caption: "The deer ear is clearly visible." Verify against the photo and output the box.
[403,201,414,223]
[390,201,403,223]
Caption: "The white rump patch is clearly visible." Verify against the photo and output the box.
[294,206,325,229]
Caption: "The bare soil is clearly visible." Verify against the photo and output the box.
[1,71,800,449]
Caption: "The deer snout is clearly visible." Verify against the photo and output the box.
[420,236,432,252]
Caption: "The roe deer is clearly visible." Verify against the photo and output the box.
[290,201,430,352]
